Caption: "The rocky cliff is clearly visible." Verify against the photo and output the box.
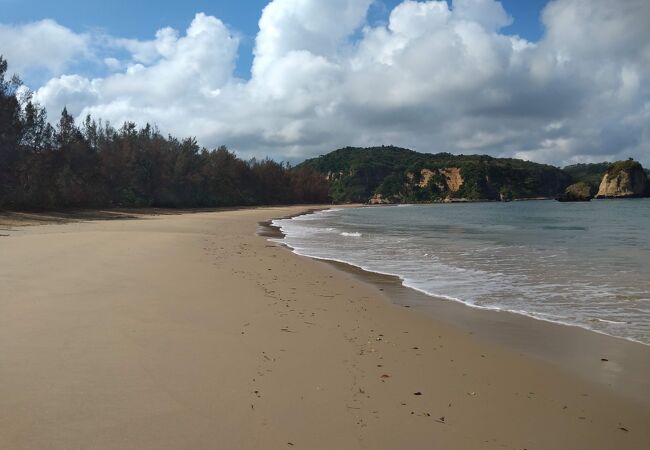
[596,160,647,198]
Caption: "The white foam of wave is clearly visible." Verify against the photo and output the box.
[315,208,344,215]
[591,318,630,325]
[340,232,362,237]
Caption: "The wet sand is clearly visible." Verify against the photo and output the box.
[0,206,648,449]
[322,261,650,406]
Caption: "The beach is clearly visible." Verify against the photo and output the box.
[1,206,648,449]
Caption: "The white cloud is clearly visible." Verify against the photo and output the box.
[542,0,650,60]
[16,0,650,166]
[253,0,373,76]
[388,1,451,39]
[33,74,100,115]
[114,27,180,65]
[34,13,239,126]
[0,19,89,74]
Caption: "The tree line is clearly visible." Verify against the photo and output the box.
[0,56,330,210]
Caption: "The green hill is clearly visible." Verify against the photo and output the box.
[300,146,572,203]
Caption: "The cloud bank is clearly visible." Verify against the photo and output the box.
[2,0,649,166]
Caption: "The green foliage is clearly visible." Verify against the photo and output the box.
[0,56,330,210]
[562,162,611,189]
[376,172,408,198]
[0,56,24,204]
[301,146,421,202]
[301,147,572,203]
[607,159,643,177]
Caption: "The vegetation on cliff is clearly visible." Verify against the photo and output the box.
[606,160,644,177]
[562,163,612,190]
[300,146,571,203]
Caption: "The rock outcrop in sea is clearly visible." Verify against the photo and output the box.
[557,182,595,202]
[595,160,647,199]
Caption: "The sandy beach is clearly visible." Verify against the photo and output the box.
[1,206,649,450]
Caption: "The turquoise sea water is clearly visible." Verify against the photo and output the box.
[273,199,650,345]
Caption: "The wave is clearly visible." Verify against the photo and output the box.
[340,232,362,237]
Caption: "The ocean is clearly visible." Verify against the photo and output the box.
[272,199,650,345]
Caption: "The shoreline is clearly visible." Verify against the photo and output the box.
[2,206,648,449]
[261,206,646,346]
[263,208,650,407]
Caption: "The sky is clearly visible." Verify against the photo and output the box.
[0,0,548,80]
[0,0,648,166]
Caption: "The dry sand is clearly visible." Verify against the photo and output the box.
[0,206,648,450]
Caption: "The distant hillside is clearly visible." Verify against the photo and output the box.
[300,146,571,203]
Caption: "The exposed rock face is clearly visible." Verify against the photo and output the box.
[557,182,594,202]
[440,168,464,192]
[596,161,647,198]
[413,167,463,192]
[402,168,464,202]
[368,193,394,205]
[418,169,435,188]
[325,171,344,181]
